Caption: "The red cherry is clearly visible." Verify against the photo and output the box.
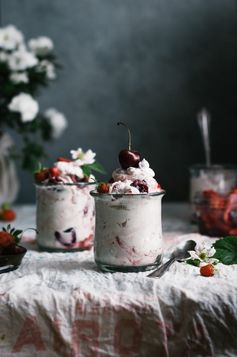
[117,122,141,169]
[119,149,141,169]
[34,169,49,183]
[200,264,215,277]
[131,179,148,193]
[49,167,61,177]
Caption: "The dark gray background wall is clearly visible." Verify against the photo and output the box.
[3,0,237,202]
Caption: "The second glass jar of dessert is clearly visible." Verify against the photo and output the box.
[34,147,101,251]
[36,182,96,251]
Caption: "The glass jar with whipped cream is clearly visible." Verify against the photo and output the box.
[91,190,165,272]
[91,157,165,272]
[34,148,101,252]
[189,165,237,220]
[36,182,96,251]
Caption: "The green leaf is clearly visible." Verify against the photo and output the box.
[213,236,237,265]
[13,230,23,238]
[81,165,91,177]
[87,162,106,174]
[186,259,201,267]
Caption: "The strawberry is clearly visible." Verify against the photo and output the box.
[57,157,71,162]
[0,209,16,222]
[97,182,110,193]
[34,168,49,183]
[0,231,14,247]
[49,167,61,177]
[200,264,215,277]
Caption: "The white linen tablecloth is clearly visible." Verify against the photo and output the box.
[0,203,236,357]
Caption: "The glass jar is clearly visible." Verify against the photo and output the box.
[190,165,237,202]
[36,182,96,251]
[189,165,237,220]
[90,190,165,272]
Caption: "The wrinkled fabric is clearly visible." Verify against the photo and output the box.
[0,205,237,356]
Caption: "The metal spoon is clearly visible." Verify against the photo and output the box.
[197,108,211,167]
[147,240,196,278]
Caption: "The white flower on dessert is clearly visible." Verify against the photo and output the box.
[54,161,84,179]
[8,49,38,71]
[28,36,54,56]
[89,174,96,182]
[8,93,39,122]
[0,51,8,62]
[44,108,67,138]
[10,72,29,84]
[37,60,56,79]
[70,148,96,166]
[188,242,219,264]
[0,25,24,50]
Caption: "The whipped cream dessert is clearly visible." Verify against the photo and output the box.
[109,158,161,194]
[91,122,164,272]
[35,148,101,251]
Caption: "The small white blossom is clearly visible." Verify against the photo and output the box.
[44,108,67,139]
[28,36,54,56]
[8,49,38,71]
[0,25,24,50]
[0,51,8,62]
[10,72,29,84]
[70,148,96,165]
[8,93,39,122]
[38,60,56,79]
[54,161,84,178]
[188,242,219,264]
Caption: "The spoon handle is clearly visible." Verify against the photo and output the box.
[197,108,211,167]
[147,257,176,278]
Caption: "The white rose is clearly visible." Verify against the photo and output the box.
[44,108,67,138]
[70,148,96,165]
[28,36,54,56]
[0,25,24,50]
[8,93,39,122]
[37,60,56,79]
[8,49,38,71]
[10,72,29,84]
[0,51,8,62]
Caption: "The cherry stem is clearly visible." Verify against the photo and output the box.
[117,122,132,150]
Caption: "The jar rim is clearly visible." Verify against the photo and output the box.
[189,164,237,171]
[90,189,165,198]
[35,181,97,188]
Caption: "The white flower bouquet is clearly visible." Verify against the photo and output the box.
[0,25,67,170]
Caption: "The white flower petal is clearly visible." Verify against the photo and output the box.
[8,49,38,71]
[8,93,39,122]
[44,108,67,138]
[188,251,200,260]
[0,25,24,50]
[28,36,54,56]
[70,148,96,165]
